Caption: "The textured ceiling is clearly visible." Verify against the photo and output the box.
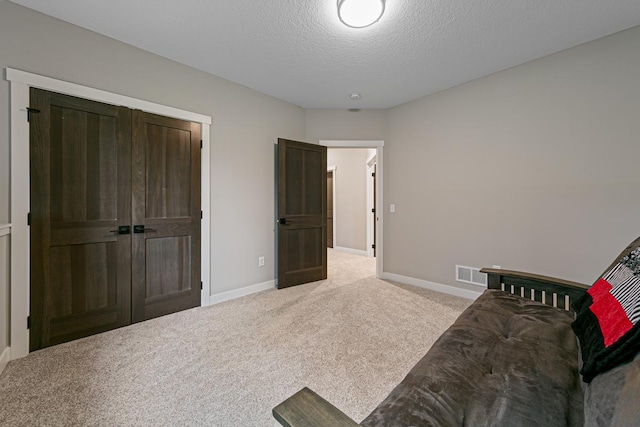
[9,0,640,109]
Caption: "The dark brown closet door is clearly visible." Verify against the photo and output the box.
[30,89,132,350]
[131,111,201,322]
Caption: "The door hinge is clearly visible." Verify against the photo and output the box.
[201,210,203,219]
[200,281,203,290]
[372,244,376,249]
[200,140,203,149]
[26,107,41,122]
[371,172,376,177]
[371,208,375,213]
[27,212,31,226]
[27,316,31,329]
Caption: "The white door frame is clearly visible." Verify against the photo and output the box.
[366,152,377,258]
[327,165,337,249]
[5,68,212,360]
[320,140,384,277]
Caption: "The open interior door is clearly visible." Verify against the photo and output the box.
[277,138,327,289]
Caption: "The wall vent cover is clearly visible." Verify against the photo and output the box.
[456,265,487,287]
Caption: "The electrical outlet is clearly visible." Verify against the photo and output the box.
[258,256,265,267]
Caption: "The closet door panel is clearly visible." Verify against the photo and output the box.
[30,89,132,350]
[131,111,201,322]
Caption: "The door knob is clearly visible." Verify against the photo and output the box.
[278,218,289,225]
[133,225,156,233]
[109,225,130,234]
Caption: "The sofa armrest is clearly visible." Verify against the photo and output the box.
[480,268,589,312]
[273,387,359,427]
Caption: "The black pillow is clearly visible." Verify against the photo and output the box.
[571,246,640,383]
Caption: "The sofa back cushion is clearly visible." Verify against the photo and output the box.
[584,352,640,427]
[611,352,640,426]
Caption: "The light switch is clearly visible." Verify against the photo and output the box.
[390,204,396,213]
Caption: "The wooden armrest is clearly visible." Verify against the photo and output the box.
[273,387,359,427]
[480,268,589,311]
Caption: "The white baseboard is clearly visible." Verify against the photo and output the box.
[333,246,369,257]
[0,346,10,375]
[381,272,482,300]
[209,280,275,305]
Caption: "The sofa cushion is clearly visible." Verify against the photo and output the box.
[571,245,640,383]
[584,352,640,427]
[610,352,640,426]
[361,290,583,427]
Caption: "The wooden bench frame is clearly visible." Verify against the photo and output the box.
[273,269,589,427]
[481,268,589,313]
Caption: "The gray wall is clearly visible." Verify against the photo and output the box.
[305,109,387,142]
[327,149,374,252]
[0,1,305,303]
[385,25,640,290]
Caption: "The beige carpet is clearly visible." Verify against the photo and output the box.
[0,250,471,426]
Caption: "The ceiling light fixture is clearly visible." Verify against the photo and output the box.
[337,0,386,29]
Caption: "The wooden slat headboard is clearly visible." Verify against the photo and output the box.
[480,268,590,313]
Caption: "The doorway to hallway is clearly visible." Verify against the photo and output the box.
[321,140,384,279]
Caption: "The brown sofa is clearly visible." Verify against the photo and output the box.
[273,238,640,426]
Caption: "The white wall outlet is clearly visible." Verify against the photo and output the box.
[258,256,265,267]
[390,204,396,213]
